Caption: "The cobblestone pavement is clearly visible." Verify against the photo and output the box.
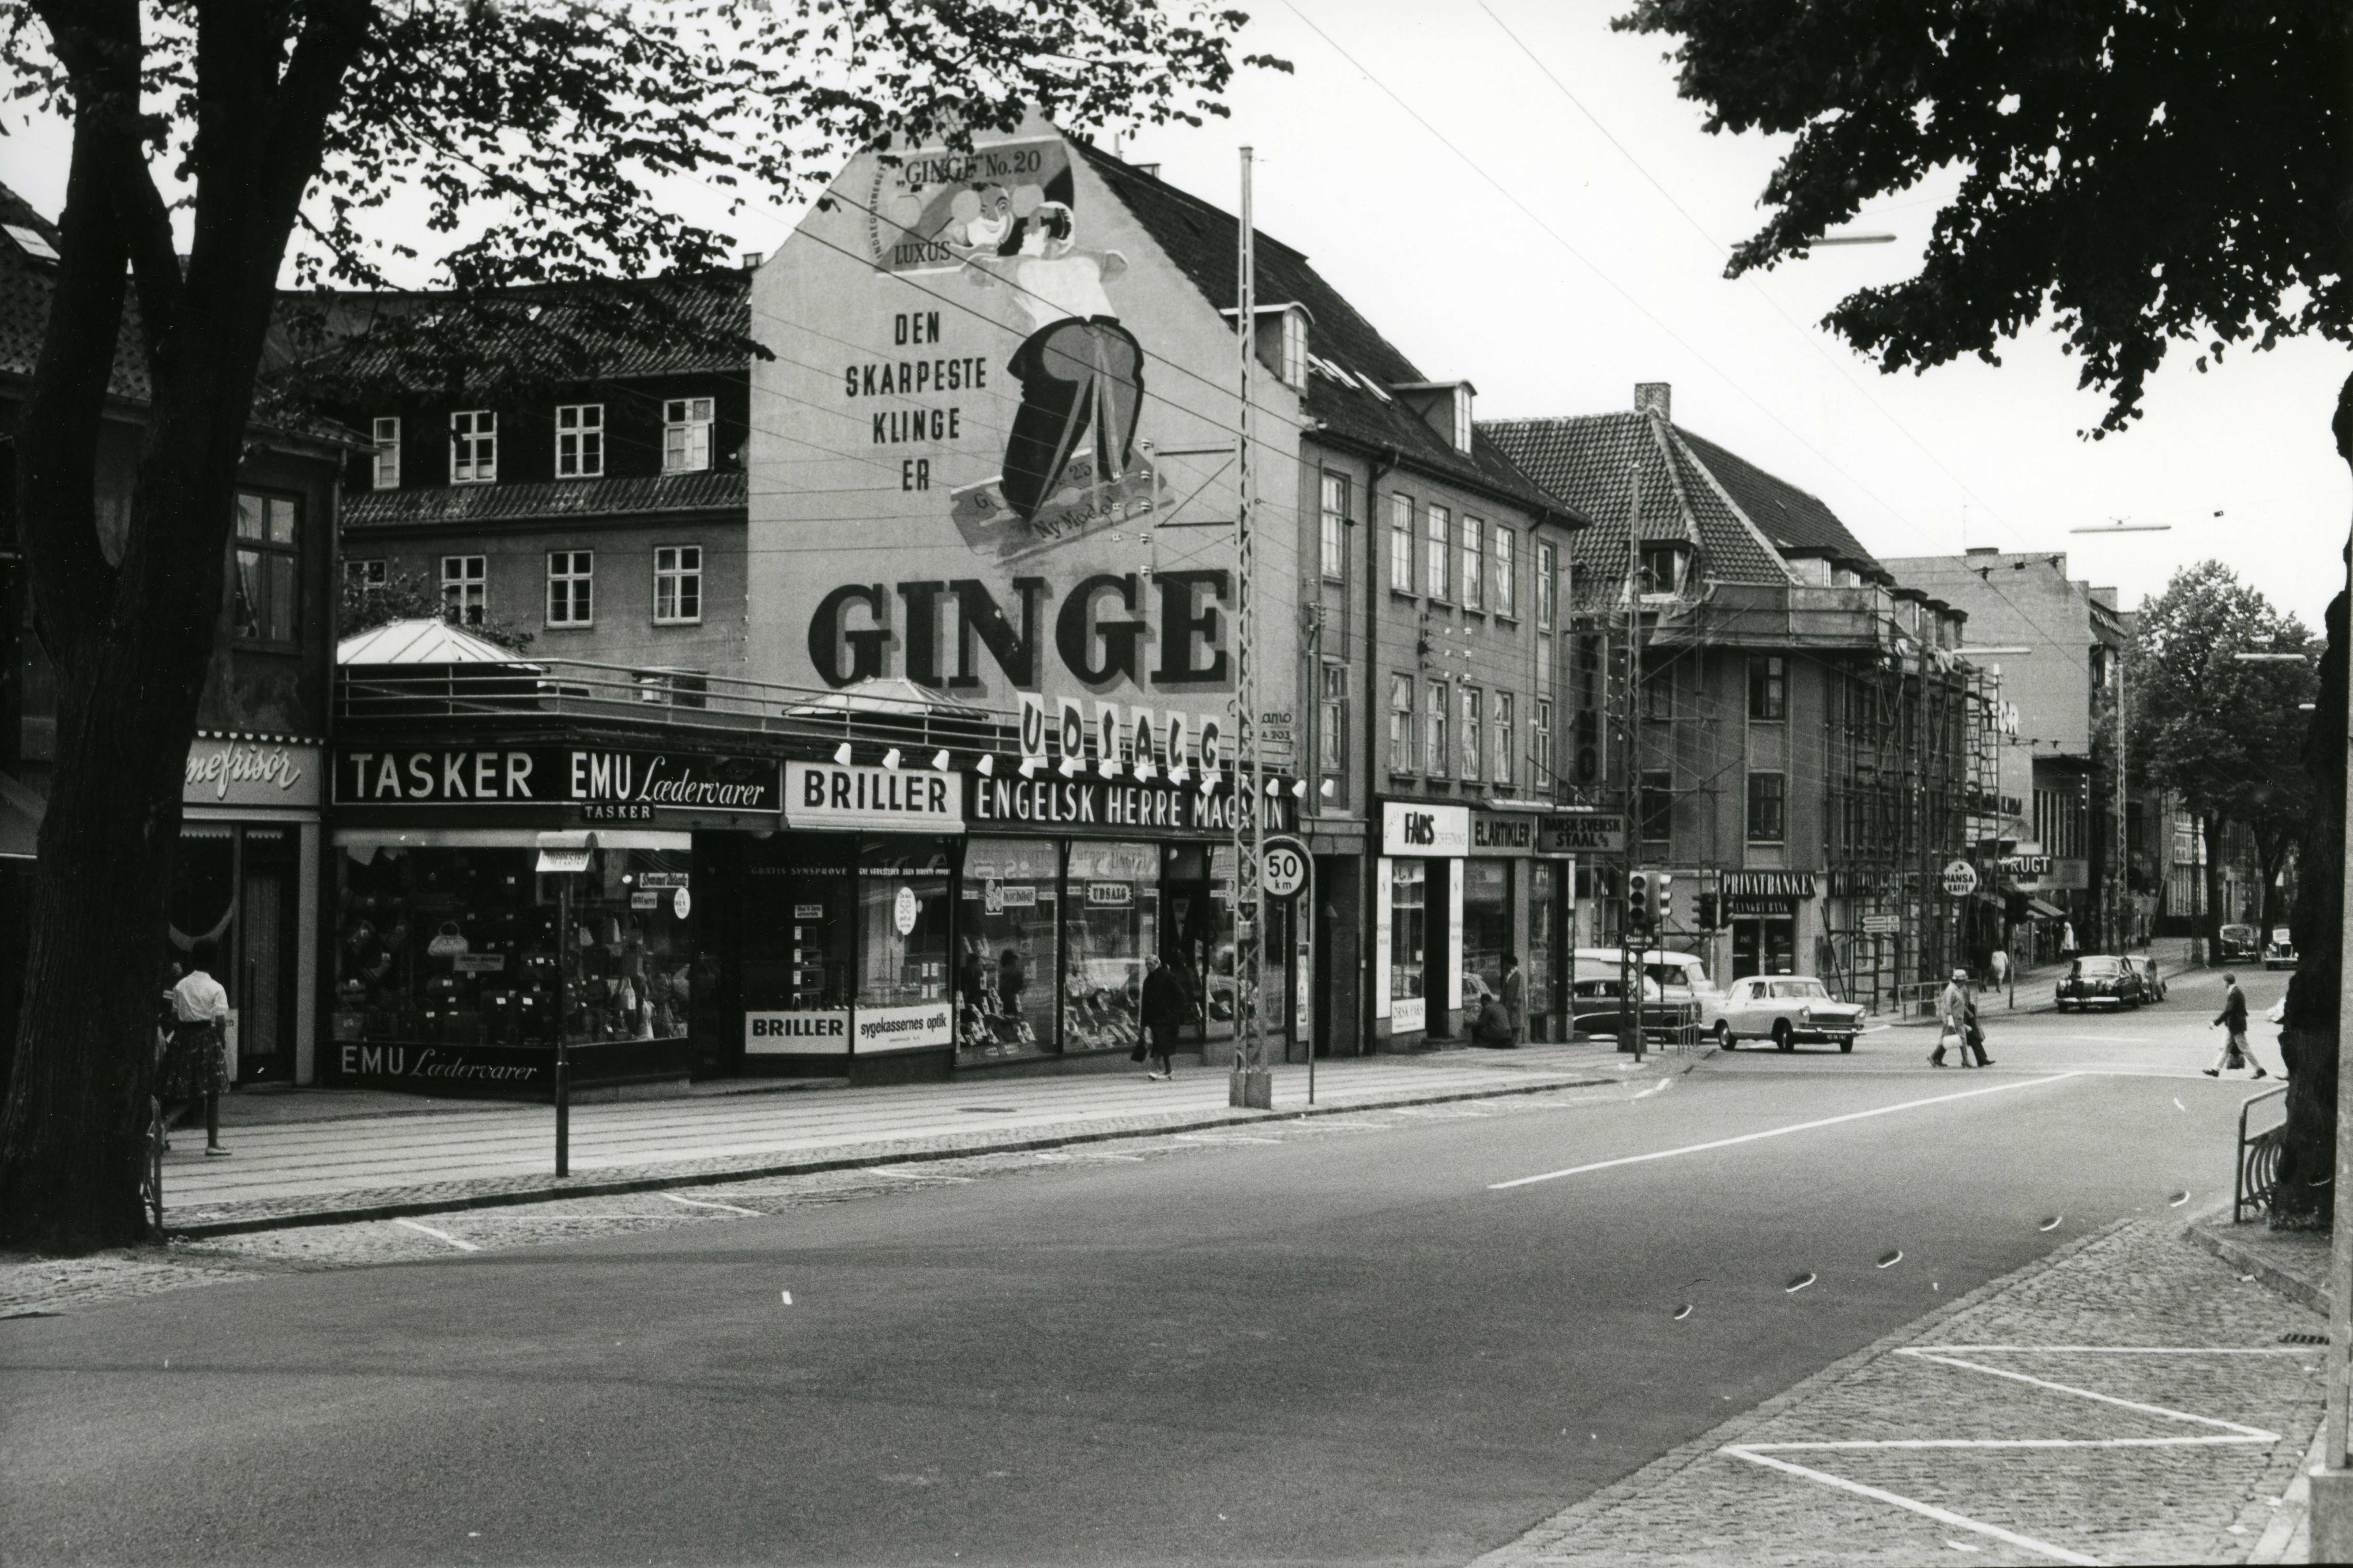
[0,1076,1665,1321]
[1472,1220,2326,1568]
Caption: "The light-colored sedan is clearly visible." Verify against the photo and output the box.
[1707,975,1867,1053]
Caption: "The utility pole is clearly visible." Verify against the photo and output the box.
[2114,651,2129,951]
[1623,459,1644,1062]
[1229,146,1269,1109]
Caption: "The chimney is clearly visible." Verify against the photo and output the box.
[1634,382,1671,421]
[741,250,764,272]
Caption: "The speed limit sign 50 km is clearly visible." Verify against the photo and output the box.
[1261,844,1307,899]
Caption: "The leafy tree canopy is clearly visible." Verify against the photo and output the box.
[2128,560,2318,839]
[1615,1,2351,435]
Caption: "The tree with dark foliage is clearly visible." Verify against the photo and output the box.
[1,0,1274,1254]
[1619,0,2350,1230]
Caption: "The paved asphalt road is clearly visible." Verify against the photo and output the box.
[0,965,2290,1566]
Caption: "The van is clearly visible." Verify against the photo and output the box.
[1572,947,1711,997]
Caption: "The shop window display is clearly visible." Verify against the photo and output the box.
[741,839,854,1012]
[857,839,952,1006]
[1063,840,1158,1054]
[1390,859,1427,1018]
[334,843,695,1050]
[1463,860,1510,999]
[1165,843,1235,1043]
[957,838,1058,1060]
[1527,862,1559,1034]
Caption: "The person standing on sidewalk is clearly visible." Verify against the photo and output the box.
[162,942,230,1140]
[1989,945,2010,997]
[2204,972,2269,1079]
[2060,921,2079,966]
[1501,954,1526,1046]
[1139,956,1190,1081]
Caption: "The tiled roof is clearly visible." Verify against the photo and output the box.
[286,270,752,393]
[1071,143,1580,523]
[0,180,152,403]
[1676,427,1881,570]
[344,469,747,530]
[1479,411,1796,588]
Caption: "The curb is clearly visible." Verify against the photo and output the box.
[1468,1216,2139,1566]
[161,1070,1624,1240]
[2185,1207,2330,1315]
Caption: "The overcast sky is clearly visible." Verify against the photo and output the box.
[4,0,2342,628]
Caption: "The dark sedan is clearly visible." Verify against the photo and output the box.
[2055,954,2148,1011]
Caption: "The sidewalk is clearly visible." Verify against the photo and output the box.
[160,1040,1649,1238]
[1475,1214,2328,1567]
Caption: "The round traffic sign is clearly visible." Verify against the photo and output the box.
[1940,859,1980,898]
[1261,843,1307,899]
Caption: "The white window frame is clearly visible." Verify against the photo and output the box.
[1534,698,1553,787]
[1319,660,1348,780]
[370,417,400,490]
[1426,505,1450,601]
[556,403,605,479]
[1495,691,1514,787]
[1319,472,1348,583]
[1494,529,1516,619]
[441,555,486,626]
[1280,311,1308,389]
[546,550,594,627]
[1461,685,1483,782]
[1389,492,1415,593]
[1537,541,1557,630]
[450,409,497,484]
[654,544,703,625]
[663,397,715,474]
[1389,673,1416,774]
[1462,516,1485,611]
[1426,678,1449,777]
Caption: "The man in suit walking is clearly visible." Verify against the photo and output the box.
[2204,972,2269,1079]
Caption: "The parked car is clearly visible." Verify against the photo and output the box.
[2217,924,2261,963]
[2265,928,2299,970]
[2054,954,2148,1011]
[1567,974,1699,1047]
[1571,948,1710,997]
[1704,974,1866,1052]
[2120,955,2167,1002]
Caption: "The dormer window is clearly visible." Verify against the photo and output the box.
[1227,303,1313,390]
[1395,380,1477,454]
[1638,543,1688,596]
[1451,385,1472,454]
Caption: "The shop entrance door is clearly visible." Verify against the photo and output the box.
[235,829,299,1082]
[1730,916,1796,979]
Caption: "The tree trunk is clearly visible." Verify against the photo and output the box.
[2269,370,2353,1231]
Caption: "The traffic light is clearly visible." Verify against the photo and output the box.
[1626,871,1653,936]
[1655,871,1674,928]
[1697,891,1721,930]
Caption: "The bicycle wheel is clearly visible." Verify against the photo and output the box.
[142,1096,164,1236]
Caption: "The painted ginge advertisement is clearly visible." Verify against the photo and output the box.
[771,128,1262,774]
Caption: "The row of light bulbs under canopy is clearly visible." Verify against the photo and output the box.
[828,741,1329,799]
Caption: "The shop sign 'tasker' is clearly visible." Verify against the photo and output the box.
[335,747,779,815]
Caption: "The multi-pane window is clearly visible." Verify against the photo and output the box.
[1460,686,1483,781]
[546,550,594,626]
[231,491,299,645]
[1389,493,1415,591]
[450,409,496,484]
[344,558,387,590]
[663,397,715,473]
[1319,472,1348,582]
[1319,661,1348,777]
[654,545,703,624]
[1425,679,1450,777]
[1280,311,1308,388]
[556,404,605,478]
[1462,517,1485,611]
[1533,698,1553,788]
[1642,663,1674,721]
[1638,544,1682,596]
[1426,504,1451,600]
[441,555,486,626]
[1389,674,1416,773]
[1495,692,1514,787]
[1495,529,1516,618]
[1536,541,1557,630]
[1640,770,1674,845]
[1749,655,1788,721]
[370,417,400,489]
[1747,771,1787,843]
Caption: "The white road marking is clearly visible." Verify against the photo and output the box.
[661,1192,761,1216]
[1723,1344,2317,1567]
[868,1166,976,1182]
[392,1217,481,1251]
[1785,1273,1816,1294]
[1632,1078,1673,1101]
[1489,1073,2082,1190]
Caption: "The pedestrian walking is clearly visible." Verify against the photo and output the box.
[2060,921,2079,965]
[2203,972,2269,1079]
[1989,945,2010,994]
[1137,955,1191,1080]
[1500,954,1526,1046]
[161,941,230,1142]
[1933,969,1968,1068]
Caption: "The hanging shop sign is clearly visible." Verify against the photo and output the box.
[1382,801,1471,857]
[965,773,1293,836]
[1534,813,1625,856]
[334,747,778,817]
[1721,871,1817,899]
[1469,810,1542,857]
[785,761,965,834]
[1940,859,1981,898]
[184,737,322,810]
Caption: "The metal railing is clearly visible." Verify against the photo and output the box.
[337,656,1017,756]
[2234,1082,2292,1223]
